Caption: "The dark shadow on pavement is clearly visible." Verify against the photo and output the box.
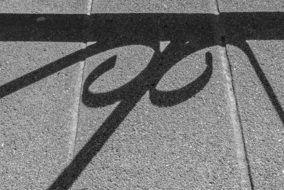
[0,12,283,189]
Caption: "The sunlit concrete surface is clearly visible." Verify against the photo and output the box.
[218,1,284,189]
[0,1,87,189]
[0,0,283,190]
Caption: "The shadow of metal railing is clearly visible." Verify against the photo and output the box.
[0,12,283,190]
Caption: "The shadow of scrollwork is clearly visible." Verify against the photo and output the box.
[0,12,283,189]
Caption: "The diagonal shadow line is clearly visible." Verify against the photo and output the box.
[49,99,139,190]
[0,15,215,189]
[47,40,213,190]
[0,41,136,99]
[221,11,284,126]
[1,12,283,102]
[0,12,283,189]
[235,41,284,124]
[0,46,86,99]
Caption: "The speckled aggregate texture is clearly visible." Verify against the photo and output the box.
[93,0,213,13]
[72,45,243,189]
[218,0,284,12]
[224,42,284,190]
[69,1,243,189]
[219,1,284,189]
[0,0,87,13]
[0,2,86,190]
[1,0,283,189]
[0,42,83,189]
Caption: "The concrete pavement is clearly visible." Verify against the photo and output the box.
[0,0,283,189]
[218,1,284,189]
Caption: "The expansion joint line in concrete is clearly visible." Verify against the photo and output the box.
[212,0,254,189]
[68,0,94,161]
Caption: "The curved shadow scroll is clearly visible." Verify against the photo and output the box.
[48,40,213,190]
[150,52,213,107]
[0,12,283,190]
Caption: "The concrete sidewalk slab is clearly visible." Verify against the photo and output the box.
[72,45,242,190]
[0,42,83,189]
[218,0,284,12]
[219,1,284,189]
[62,1,244,190]
[0,0,87,13]
[1,1,283,190]
[0,2,87,189]
[93,0,213,13]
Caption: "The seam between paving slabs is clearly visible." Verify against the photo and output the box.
[212,0,254,189]
[67,0,255,188]
[68,0,94,161]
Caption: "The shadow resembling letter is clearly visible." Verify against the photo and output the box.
[48,41,213,190]
[149,52,213,107]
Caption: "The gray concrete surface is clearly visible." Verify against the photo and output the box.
[0,0,87,13]
[93,0,212,13]
[0,42,83,189]
[0,0,283,190]
[225,41,284,190]
[72,47,242,189]
[69,1,242,190]
[0,1,87,189]
[219,1,284,189]
[218,0,284,12]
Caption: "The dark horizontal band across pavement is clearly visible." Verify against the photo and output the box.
[0,12,283,42]
[1,12,283,190]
